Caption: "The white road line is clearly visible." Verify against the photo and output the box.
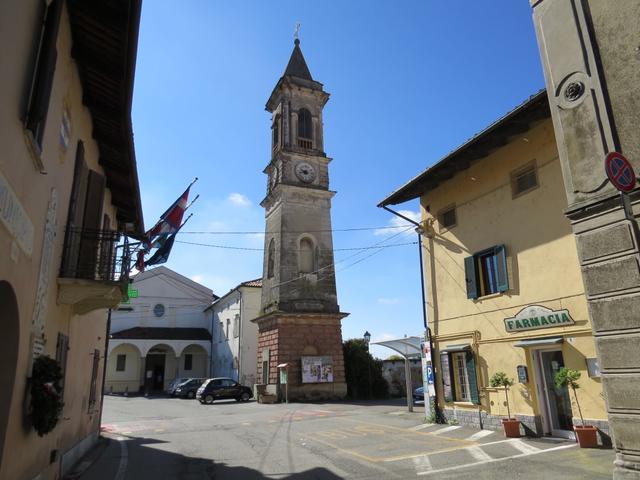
[466,429,494,441]
[114,437,128,480]
[430,425,462,435]
[412,454,432,474]
[417,443,576,476]
[388,411,407,415]
[510,439,542,454]
[466,446,493,462]
[410,423,435,431]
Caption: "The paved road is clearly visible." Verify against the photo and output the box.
[77,395,614,479]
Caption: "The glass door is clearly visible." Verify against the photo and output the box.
[538,350,574,437]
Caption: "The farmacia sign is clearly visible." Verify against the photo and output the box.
[504,305,574,333]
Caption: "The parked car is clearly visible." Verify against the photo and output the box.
[413,386,424,403]
[196,377,253,404]
[167,377,190,396]
[174,378,206,399]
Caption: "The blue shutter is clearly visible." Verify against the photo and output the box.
[464,256,478,299]
[494,245,509,293]
[465,351,480,405]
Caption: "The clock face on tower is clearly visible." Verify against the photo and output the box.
[295,161,316,183]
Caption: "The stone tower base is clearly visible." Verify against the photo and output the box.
[253,311,348,402]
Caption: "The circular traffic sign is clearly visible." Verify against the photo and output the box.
[605,152,637,193]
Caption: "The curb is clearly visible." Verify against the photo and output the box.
[63,435,111,480]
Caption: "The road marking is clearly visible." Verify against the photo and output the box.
[510,439,541,454]
[155,429,165,433]
[431,425,462,435]
[410,423,435,431]
[114,437,128,480]
[241,422,252,426]
[466,429,494,441]
[466,446,493,462]
[412,454,432,474]
[388,411,408,415]
[417,443,577,476]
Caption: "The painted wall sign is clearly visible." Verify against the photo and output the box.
[301,356,333,383]
[0,171,34,255]
[504,305,575,333]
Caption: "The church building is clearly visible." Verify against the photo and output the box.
[253,39,348,401]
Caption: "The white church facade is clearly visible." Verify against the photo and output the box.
[104,266,216,393]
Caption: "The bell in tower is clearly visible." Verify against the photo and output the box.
[253,38,348,401]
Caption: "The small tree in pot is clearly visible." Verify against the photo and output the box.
[554,368,598,448]
[489,371,520,438]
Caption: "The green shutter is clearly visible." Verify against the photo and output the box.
[464,256,478,299]
[465,351,480,405]
[440,352,455,402]
[494,245,509,293]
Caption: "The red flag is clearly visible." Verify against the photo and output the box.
[145,187,190,242]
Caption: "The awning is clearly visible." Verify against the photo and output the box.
[441,343,471,353]
[514,337,564,348]
[371,336,422,359]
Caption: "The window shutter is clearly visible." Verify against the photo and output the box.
[465,351,480,405]
[494,245,509,293]
[464,256,478,299]
[440,352,456,402]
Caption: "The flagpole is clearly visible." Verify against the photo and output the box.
[184,194,200,212]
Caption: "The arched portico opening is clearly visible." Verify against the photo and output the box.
[106,343,142,394]
[177,344,208,379]
[144,344,176,392]
[0,281,19,467]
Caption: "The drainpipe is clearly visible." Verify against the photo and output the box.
[381,205,440,421]
[98,308,111,431]
[238,292,243,384]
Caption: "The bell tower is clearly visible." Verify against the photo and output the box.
[254,39,348,401]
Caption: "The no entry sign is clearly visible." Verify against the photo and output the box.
[605,152,637,193]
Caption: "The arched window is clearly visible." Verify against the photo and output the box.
[299,237,314,273]
[267,239,275,278]
[297,108,312,148]
[272,114,280,149]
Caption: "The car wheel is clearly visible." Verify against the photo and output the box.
[240,392,251,402]
[187,390,195,399]
[204,395,214,405]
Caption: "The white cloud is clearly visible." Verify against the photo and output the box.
[227,193,251,207]
[377,297,400,305]
[372,332,401,343]
[374,210,420,236]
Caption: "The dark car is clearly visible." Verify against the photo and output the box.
[196,377,253,404]
[413,386,425,403]
[166,377,190,396]
[174,378,206,399]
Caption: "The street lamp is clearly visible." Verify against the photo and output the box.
[363,331,372,399]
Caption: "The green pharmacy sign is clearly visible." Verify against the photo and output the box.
[504,305,574,333]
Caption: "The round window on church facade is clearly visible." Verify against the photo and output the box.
[153,304,165,317]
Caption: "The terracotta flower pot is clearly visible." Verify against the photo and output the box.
[574,425,598,448]
[501,418,521,438]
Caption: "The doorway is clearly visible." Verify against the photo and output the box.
[145,354,166,391]
[0,282,19,472]
[534,348,574,438]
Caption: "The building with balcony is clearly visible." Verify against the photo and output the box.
[105,266,217,395]
[0,1,144,478]
[208,279,262,387]
[379,91,609,441]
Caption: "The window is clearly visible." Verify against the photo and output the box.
[511,161,538,197]
[24,0,63,153]
[55,333,69,396]
[116,354,126,372]
[464,245,509,299]
[297,108,312,148]
[233,314,239,338]
[153,304,165,317]
[299,237,315,273]
[267,239,275,278]
[438,205,457,231]
[184,354,193,371]
[226,319,230,339]
[440,349,479,404]
[262,360,269,384]
[88,349,100,412]
[219,322,224,342]
[272,114,281,150]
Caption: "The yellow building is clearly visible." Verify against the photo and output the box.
[380,91,608,441]
[0,1,143,478]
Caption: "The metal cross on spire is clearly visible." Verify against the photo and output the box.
[294,22,301,41]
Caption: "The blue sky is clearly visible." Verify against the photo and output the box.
[132,1,544,358]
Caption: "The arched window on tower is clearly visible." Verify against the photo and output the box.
[267,239,275,278]
[297,108,312,149]
[299,237,315,273]
[272,114,281,151]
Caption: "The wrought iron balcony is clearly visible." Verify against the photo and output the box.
[58,228,133,314]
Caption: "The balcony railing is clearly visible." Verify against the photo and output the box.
[60,227,131,283]
[297,138,313,149]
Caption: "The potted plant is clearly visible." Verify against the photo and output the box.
[554,367,598,448]
[489,371,520,437]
